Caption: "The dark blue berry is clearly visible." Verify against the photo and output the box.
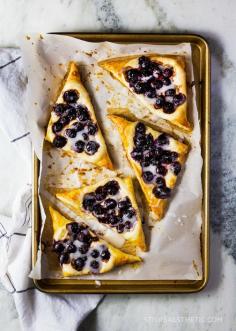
[171,161,182,175]
[52,121,63,133]
[53,135,67,148]
[85,141,99,155]
[101,249,111,261]
[63,89,79,104]
[75,140,85,153]
[142,171,154,183]
[65,128,77,138]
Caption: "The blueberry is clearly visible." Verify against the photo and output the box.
[72,257,85,271]
[163,102,175,114]
[141,67,153,77]
[155,176,166,187]
[152,66,162,78]
[52,121,63,133]
[131,148,143,161]
[171,161,182,175]
[66,222,80,234]
[66,107,77,121]
[156,164,167,176]
[123,208,136,218]
[152,79,163,90]
[173,93,186,106]
[97,216,109,224]
[100,249,111,261]
[145,133,154,146]
[74,140,85,153]
[142,171,154,183]
[142,160,151,167]
[134,133,146,147]
[117,223,125,233]
[118,197,132,211]
[155,147,164,156]
[156,133,169,146]
[87,122,98,135]
[135,122,146,135]
[125,68,140,83]
[145,88,156,98]
[79,243,89,254]
[59,253,70,265]
[104,198,117,210]
[59,115,70,126]
[93,203,105,216]
[162,77,171,86]
[170,151,179,162]
[160,150,173,164]
[154,95,165,109]
[133,82,147,94]
[104,180,120,195]
[90,260,99,270]
[53,135,67,148]
[124,221,132,229]
[82,133,89,141]
[165,89,176,96]
[53,241,64,254]
[153,186,171,199]
[73,121,84,131]
[95,186,107,201]
[65,128,77,138]
[138,56,151,69]
[85,141,100,155]
[77,231,92,244]
[63,89,79,104]
[77,105,90,121]
[65,242,76,253]
[53,103,68,116]
[91,249,99,258]
[109,214,120,226]
[142,149,154,163]
[83,193,96,211]
[163,67,173,78]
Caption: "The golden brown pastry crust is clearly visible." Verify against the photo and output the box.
[98,54,192,132]
[56,176,146,254]
[50,206,141,277]
[108,115,189,220]
[46,61,113,170]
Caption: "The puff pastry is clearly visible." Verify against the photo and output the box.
[46,61,113,169]
[50,207,141,276]
[108,115,189,220]
[56,177,146,254]
[99,54,191,132]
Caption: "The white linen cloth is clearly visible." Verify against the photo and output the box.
[0,48,102,331]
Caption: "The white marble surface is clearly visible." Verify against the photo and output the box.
[0,0,236,330]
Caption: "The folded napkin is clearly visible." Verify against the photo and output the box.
[0,49,102,331]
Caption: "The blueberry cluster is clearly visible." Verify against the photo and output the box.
[52,89,100,155]
[82,180,136,233]
[53,222,111,272]
[124,56,186,114]
[131,122,182,199]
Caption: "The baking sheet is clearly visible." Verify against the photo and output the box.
[21,33,202,280]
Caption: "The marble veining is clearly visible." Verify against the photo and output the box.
[94,0,122,31]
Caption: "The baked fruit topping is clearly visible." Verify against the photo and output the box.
[124,56,186,115]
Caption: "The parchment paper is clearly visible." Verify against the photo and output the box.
[21,33,202,280]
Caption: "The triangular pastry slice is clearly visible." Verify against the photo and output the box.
[46,61,113,169]
[108,115,189,220]
[99,54,191,132]
[50,206,141,276]
[56,177,146,254]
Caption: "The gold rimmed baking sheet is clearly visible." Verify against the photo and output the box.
[32,33,210,293]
